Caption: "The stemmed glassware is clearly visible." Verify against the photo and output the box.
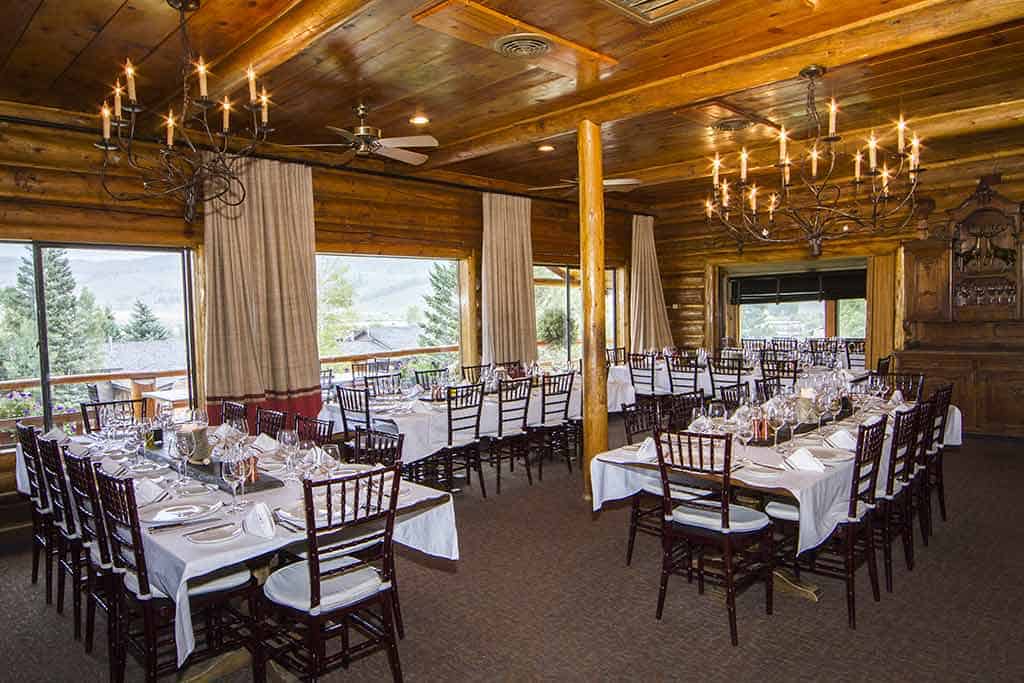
[173,429,196,489]
[277,428,299,482]
[221,445,249,512]
[735,418,754,461]
[767,404,785,450]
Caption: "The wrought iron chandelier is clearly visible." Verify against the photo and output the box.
[93,0,274,223]
[704,65,925,256]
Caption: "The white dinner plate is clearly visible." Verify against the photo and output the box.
[258,460,287,475]
[810,448,855,462]
[139,497,223,525]
[176,482,217,497]
[128,461,167,475]
[736,465,781,480]
[186,523,243,544]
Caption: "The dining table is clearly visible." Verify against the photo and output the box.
[16,434,459,666]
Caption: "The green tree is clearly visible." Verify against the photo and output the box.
[419,262,459,347]
[537,306,577,348]
[838,298,867,337]
[122,300,170,341]
[317,258,358,355]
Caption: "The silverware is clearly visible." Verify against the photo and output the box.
[273,509,303,533]
[140,490,170,508]
[148,517,222,535]
[183,522,236,538]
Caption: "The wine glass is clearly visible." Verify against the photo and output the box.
[736,418,754,461]
[173,430,196,489]
[767,404,785,450]
[191,409,209,428]
[707,401,727,431]
[221,448,248,512]
[278,429,299,481]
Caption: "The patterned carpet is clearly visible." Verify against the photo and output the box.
[1,423,1022,682]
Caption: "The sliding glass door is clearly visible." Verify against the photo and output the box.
[534,265,617,366]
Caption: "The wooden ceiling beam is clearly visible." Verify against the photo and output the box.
[423,0,1024,169]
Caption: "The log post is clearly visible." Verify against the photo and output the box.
[578,119,608,498]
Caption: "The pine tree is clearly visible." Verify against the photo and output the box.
[418,262,459,347]
[122,300,170,341]
[317,258,358,355]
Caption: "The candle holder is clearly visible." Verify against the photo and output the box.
[94,139,119,151]
[190,96,215,111]
[122,101,144,114]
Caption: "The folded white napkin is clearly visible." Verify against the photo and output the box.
[41,427,69,443]
[243,502,276,539]
[213,423,239,440]
[67,442,92,457]
[889,389,904,404]
[825,429,859,451]
[404,385,424,399]
[786,447,826,472]
[133,479,165,507]
[636,437,658,463]
[252,433,278,453]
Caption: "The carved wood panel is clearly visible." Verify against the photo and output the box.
[903,238,951,322]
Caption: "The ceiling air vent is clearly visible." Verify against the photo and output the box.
[494,33,552,59]
[712,117,754,133]
[598,0,720,24]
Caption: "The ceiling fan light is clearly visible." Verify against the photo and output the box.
[537,144,555,152]
[409,114,430,125]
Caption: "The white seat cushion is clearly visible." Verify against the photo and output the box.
[845,501,874,522]
[765,501,800,522]
[641,481,712,501]
[124,566,251,601]
[264,555,383,615]
[877,480,907,501]
[671,503,770,533]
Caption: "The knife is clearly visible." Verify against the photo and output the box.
[183,521,236,538]
[148,517,223,535]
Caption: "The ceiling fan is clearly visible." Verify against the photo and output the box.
[285,104,438,166]
[528,177,643,193]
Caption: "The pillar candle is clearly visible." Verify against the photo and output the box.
[101,103,111,140]
[740,148,748,182]
[166,110,175,147]
[854,152,863,182]
[247,66,258,103]
[868,132,878,171]
[125,59,137,102]
[779,126,787,163]
[196,57,208,98]
[897,116,906,154]
[828,99,838,137]
[113,81,122,119]
[222,97,231,133]
[810,146,819,178]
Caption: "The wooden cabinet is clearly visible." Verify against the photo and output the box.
[903,239,951,322]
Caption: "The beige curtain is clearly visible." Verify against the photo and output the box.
[481,193,537,365]
[204,158,321,420]
[629,214,674,351]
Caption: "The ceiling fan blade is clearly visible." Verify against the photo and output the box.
[279,143,356,148]
[374,146,430,166]
[378,135,439,148]
[603,178,642,186]
[333,148,358,165]
[326,125,357,142]
[527,184,577,191]
[606,184,638,193]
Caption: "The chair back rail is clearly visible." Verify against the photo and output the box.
[539,372,574,426]
[875,354,893,375]
[741,338,766,353]
[665,353,698,394]
[884,405,922,496]
[605,347,627,365]
[352,428,404,466]
[414,368,448,389]
[446,383,485,445]
[336,385,371,438]
[719,383,750,412]
[496,377,532,437]
[845,339,866,369]
[80,399,147,434]
[365,373,402,398]
[849,416,888,517]
[760,357,799,384]
[929,383,954,447]
[222,400,247,425]
[461,364,488,384]
[16,422,49,510]
[627,353,657,395]
[294,413,334,446]
[654,430,734,529]
[707,356,743,397]
[96,469,151,595]
[37,438,76,533]
[771,337,799,353]
[621,402,658,445]
[872,372,925,402]
[755,377,782,402]
[662,390,705,432]
[256,408,287,439]
[65,452,112,566]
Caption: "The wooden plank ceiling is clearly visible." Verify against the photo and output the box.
[1,0,1022,209]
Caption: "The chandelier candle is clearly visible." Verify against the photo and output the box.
[165,110,175,147]
[113,81,122,118]
[260,87,269,125]
[749,184,758,212]
[740,148,748,182]
[712,153,721,187]
[828,99,838,137]
[897,116,907,153]
[854,151,863,182]
[868,132,878,171]
[222,97,231,132]
[779,126,788,163]
[101,104,111,140]
[125,59,136,102]
[810,146,819,177]
[196,57,208,98]
[247,65,258,103]
[783,156,791,186]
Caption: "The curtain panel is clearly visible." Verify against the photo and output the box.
[481,193,538,366]
[203,158,321,424]
[629,214,674,351]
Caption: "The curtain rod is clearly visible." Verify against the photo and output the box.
[0,113,653,217]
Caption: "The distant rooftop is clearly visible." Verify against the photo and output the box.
[338,325,422,356]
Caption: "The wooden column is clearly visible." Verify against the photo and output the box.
[458,248,481,368]
[578,119,608,497]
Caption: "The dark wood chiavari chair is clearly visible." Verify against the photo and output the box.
[707,355,744,399]
[661,389,705,432]
[771,337,799,353]
[443,383,486,497]
[352,358,391,377]
[875,354,893,375]
[483,377,532,495]
[719,383,750,412]
[665,352,699,395]
[460,363,488,384]
[627,353,662,404]
[294,413,334,446]
[923,383,954,527]
[808,338,839,366]
[221,400,247,426]
[845,339,867,369]
[912,398,938,544]
[255,407,287,439]
[17,422,56,603]
[413,367,447,389]
[352,428,405,467]
[621,401,670,565]
[766,416,887,629]
[605,347,627,365]
[754,377,782,403]
[257,467,403,682]
[320,368,335,402]
[760,356,799,386]
[365,372,402,398]
[80,399,147,434]
[63,453,116,658]
[95,469,259,683]
[526,372,575,481]
[872,372,925,402]
[654,429,773,646]
[38,437,86,638]
[336,385,372,441]
[741,338,767,354]
[873,404,922,593]
[496,360,524,377]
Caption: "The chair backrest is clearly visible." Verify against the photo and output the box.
[496,377,532,437]
[621,402,658,445]
[754,377,782,402]
[661,389,705,432]
[665,353,698,394]
[255,407,287,438]
[848,416,888,517]
[352,359,390,377]
[605,347,627,365]
[222,400,247,426]
[760,356,798,384]
[844,339,866,369]
[294,413,334,446]
[336,385,371,438]
[928,383,954,448]
[95,469,152,595]
[351,428,404,466]
[496,360,524,378]
[64,453,111,567]
[707,356,743,397]
[882,404,921,496]
[875,354,893,375]
[654,429,735,529]
[807,338,837,366]
[16,422,48,510]
[741,338,766,353]
[37,438,75,534]
[364,373,401,398]
[461,364,488,384]
[87,384,101,403]
[539,372,574,426]
[771,337,799,352]
[719,383,750,412]
[916,398,938,469]
[320,368,334,386]
[627,353,656,395]
[80,399,147,434]
[446,383,484,444]
[301,465,401,612]
[414,368,448,389]
[874,372,925,402]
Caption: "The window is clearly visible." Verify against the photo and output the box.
[534,265,616,366]
[739,301,826,339]
[838,298,867,338]
[0,243,195,442]
[316,255,460,373]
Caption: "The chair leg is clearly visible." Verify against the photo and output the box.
[844,525,856,630]
[31,519,41,585]
[723,541,739,646]
[249,591,266,683]
[655,537,671,620]
[881,505,893,594]
[380,593,404,683]
[45,528,54,605]
[474,447,487,499]
[918,476,932,546]
[391,566,406,640]
[520,440,533,486]
[935,453,947,522]
[56,537,66,615]
[72,545,83,640]
[85,564,97,653]
[493,443,502,495]
[625,493,640,566]
[865,519,881,604]
[309,615,325,678]
[142,602,159,683]
[763,529,774,616]
[901,493,915,571]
